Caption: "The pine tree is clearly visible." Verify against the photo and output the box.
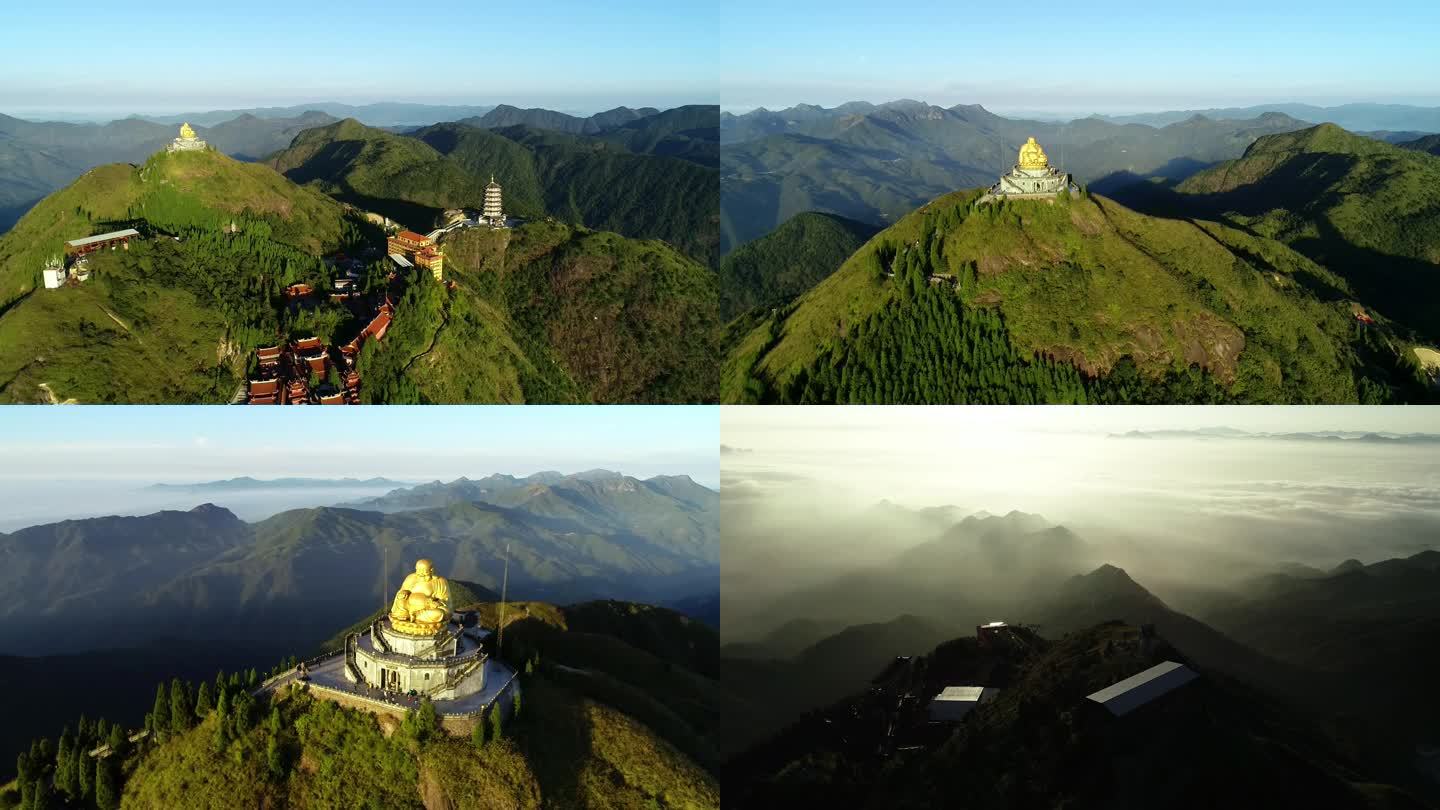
[54,728,76,798]
[512,691,522,720]
[170,678,193,733]
[266,736,285,781]
[32,778,53,810]
[107,724,127,761]
[77,738,94,800]
[151,682,170,738]
[489,704,503,743]
[195,681,214,719]
[471,719,487,749]
[95,759,120,810]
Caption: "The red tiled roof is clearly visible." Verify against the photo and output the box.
[295,336,324,351]
[257,346,282,360]
[395,230,429,243]
[319,393,345,405]
[249,379,279,395]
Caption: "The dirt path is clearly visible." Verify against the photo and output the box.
[400,300,452,374]
[37,383,78,405]
[97,305,142,345]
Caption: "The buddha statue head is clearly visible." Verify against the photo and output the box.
[179,122,197,140]
[1018,137,1049,170]
[414,558,435,578]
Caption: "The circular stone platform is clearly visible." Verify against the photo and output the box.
[346,618,492,700]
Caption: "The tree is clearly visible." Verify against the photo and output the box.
[170,678,194,733]
[266,736,286,781]
[267,706,282,736]
[78,738,94,800]
[512,690,522,720]
[107,724,127,761]
[54,728,76,798]
[489,704,503,743]
[195,681,214,718]
[95,759,120,810]
[32,778,53,810]
[404,699,440,744]
[150,682,171,738]
[470,719,487,749]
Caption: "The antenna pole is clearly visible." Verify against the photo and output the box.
[497,544,510,659]
[383,544,388,616]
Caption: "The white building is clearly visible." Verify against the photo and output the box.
[928,686,992,723]
[1086,661,1198,717]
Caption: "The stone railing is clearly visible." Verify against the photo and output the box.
[255,648,344,696]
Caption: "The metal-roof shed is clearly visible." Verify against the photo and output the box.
[1086,661,1198,717]
[65,228,140,248]
[928,686,989,723]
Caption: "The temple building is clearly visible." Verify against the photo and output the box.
[981,137,1077,201]
[343,559,502,702]
[481,176,506,227]
[387,230,445,282]
[257,558,518,733]
[166,122,208,153]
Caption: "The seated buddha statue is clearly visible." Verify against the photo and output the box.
[179,122,197,140]
[388,558,452,635]
[1018,137,1049,170]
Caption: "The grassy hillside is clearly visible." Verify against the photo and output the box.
[719,211,879,320]
[5,597,723,808]
[272,118,720,268]
[116,675,717,809]
[368,221,717,403]
[1175,123,1440,344]
[723,188,1428,404]
[0,149,364,403]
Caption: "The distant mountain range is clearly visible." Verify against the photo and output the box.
[146,476,414,492]
[0,470,718,655]
[1109,429,1440,443]
[720,99,1317,251]
[1093,102,1440,133]
[130,101,499,128]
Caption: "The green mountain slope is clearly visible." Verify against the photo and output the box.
[1175,123,1440,343]
[0,148,366,404]
[358,221,717,403]
[1399,134,1440,156]
[85,599,723,809]
[271,118,720,268]
[0,111,340,233]
[719,211,879,320]
[723,189,1427,404]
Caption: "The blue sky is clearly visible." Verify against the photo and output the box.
[719,0,1440,114]
[0,406,720,487]
[0,1,715,117]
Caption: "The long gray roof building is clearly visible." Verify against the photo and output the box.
[1085,661,1198,717]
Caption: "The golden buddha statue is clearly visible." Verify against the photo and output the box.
[1017,137,1049,170]
[388,558,452,635]
[179,122,197,140]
